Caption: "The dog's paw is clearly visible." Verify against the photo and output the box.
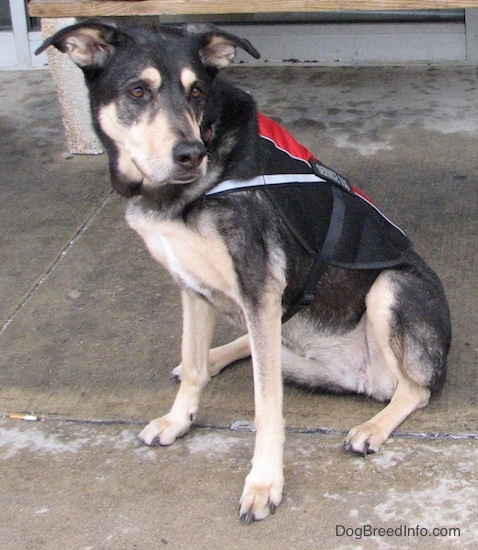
[239,474,283,523]
[170,364,183,380]
[138,414,190,446]
[343,422,388,456]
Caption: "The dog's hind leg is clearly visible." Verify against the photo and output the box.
[139,290,216,446]
[208,334,251,376]
[344,375,430,455]
[343,270,437,455]
[171,334,251,380]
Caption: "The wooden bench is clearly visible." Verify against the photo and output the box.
[27,1,478,18]
[28,0,478,153]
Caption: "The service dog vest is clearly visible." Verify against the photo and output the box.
[207,113,412,322]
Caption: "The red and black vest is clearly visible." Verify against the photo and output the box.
[207,113,412,321]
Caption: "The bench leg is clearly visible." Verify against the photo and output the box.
[41,18,103,155]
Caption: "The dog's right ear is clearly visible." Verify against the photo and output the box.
[35,19,127,69]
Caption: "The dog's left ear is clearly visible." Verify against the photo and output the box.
[188,24,261,69]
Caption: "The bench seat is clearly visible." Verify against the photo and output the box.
[28,0,478,153]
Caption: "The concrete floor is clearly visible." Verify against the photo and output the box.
[1,64,478,548]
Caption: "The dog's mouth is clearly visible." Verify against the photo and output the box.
[168,174,202,185]
[111,170,204,198]
[110,148,207,197]
[142,164,205,187]
[135,148,206,185]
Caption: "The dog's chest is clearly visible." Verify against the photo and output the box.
[126,203,239,301]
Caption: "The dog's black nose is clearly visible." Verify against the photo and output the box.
[173,141,207,169]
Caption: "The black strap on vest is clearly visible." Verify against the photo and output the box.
[281,185,345,323]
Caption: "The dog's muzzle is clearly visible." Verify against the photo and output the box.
[172,140,207,170]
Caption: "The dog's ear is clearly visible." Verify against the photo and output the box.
[35,19,127,69]
[187,24,261,69]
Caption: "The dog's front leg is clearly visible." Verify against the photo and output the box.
[239,290,285,523]
[139,289,215,446]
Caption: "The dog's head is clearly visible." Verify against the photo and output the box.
[37,21,260,198]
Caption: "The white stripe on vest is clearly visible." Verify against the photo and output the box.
[206,173,326,196]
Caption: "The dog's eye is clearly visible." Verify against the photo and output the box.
[130,86,146,99]
[190,86,203,99]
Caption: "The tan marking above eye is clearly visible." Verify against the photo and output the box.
[138,67,162,90]
[180,68,199,94]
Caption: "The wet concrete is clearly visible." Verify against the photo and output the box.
[1,420,475,549]
[1,65,478,547]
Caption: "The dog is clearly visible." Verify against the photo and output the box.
[37,21,451,523]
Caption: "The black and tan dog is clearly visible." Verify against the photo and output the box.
[38,21,451,523]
